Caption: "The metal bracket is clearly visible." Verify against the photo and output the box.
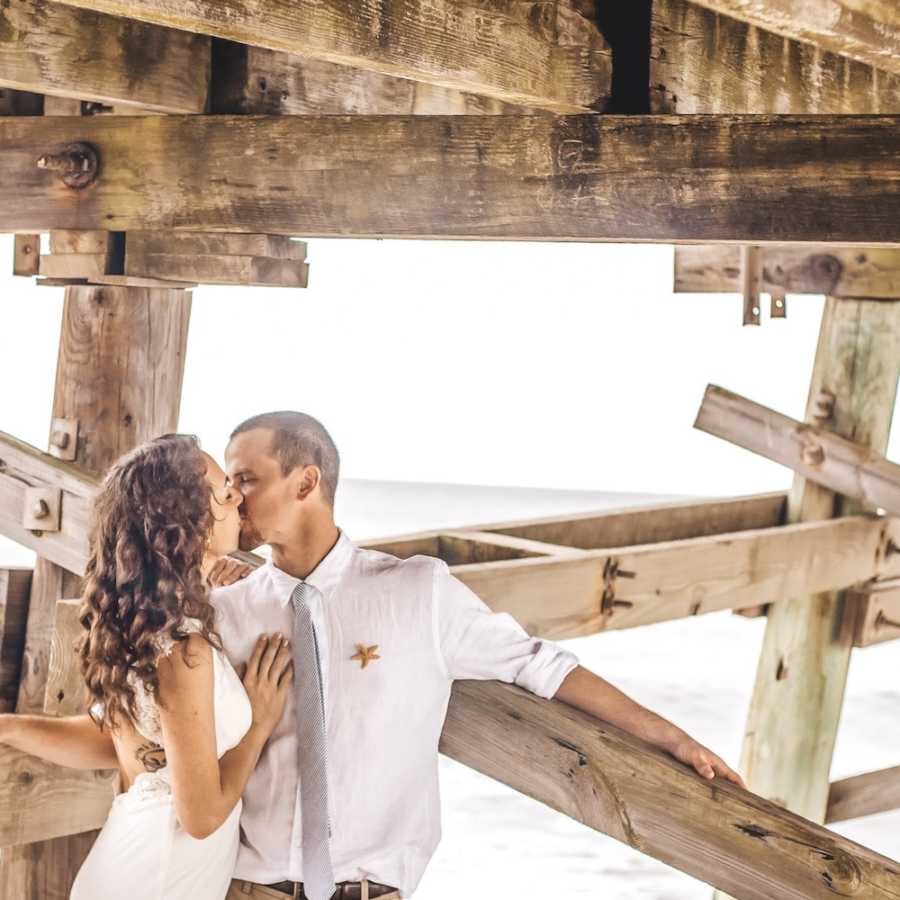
[49,417,78,461]
[22,487,62,533]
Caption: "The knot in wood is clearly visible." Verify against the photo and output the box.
[36,141,100,189]
[817,847,863,893]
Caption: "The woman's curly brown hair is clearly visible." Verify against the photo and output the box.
[78,433,224,732]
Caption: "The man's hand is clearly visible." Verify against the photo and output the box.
[667,736,746,789]
[206,556,254,588]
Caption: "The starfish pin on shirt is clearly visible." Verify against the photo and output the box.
[351,643,381,669]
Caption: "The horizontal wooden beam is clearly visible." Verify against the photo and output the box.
[687,0,900,79]
[442,679,900,899]
[849,583,900,648]
[826,765,900,824]
[651,0,900,115]
[5,114,900,243]
[694,384,900,516]
[210,40,541,116]
[0,0,210,112]
[675,245,900,300]
[0,568,30,713]
[50,0,610,113]
[454,515,900,638]
[0,746,117,848]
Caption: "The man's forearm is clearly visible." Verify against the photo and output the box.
[0,713,119,770]
[553,665,689,752]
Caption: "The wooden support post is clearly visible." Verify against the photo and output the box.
[711,297,900,900]
[826,765,900,824]
[0,283,191,898]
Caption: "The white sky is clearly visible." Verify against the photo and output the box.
[4,236,863,500]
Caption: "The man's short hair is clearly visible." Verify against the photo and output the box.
[230,411,340,507]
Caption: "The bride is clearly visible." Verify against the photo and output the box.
[0,433,291,899]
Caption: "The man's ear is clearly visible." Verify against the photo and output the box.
[296,465,321,501]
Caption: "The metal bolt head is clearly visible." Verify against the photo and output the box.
[32,499,50,520]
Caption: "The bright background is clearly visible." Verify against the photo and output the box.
[2,236,898,897]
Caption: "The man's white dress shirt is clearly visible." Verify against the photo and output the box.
[211,531,579,897]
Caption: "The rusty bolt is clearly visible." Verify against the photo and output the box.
[50,429,70,449]
[36,141,99,189]
[31,499,50,520]
[801,439,825,467]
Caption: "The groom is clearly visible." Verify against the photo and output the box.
[213,410,744,900]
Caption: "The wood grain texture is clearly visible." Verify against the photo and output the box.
[440,679,900,899]
[43,598,86,716]
[454,515,900,638]
[210,40,544,115]
[5,114,900,243]
[0,568,31,713]
[848,583,900,648]
[686,0,900,78]
[651,0,900,114]
[733,298,900,824]
[0,0,210,112]
[695,384,900,514]
[12,234,39,276]
[53,285,191,473]
[827,765,900,824]
[50,0,611,112]
[675,245,900,299]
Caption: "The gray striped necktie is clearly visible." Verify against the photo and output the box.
[290,581,336,900]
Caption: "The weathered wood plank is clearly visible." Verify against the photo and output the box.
[826,765,900,824]
[675,245,900,300]
[849,583,900,648]
[0,569,30,713]
[210,39,543,115]
[0,0,210,112]
[0,746,118,849]
[125,252,309,288]
[366,492,787,552]
[12,234,39,276]
[731,298,900,826]
[455,516,900,639]
[5,114,900,243]
[50,0,611,113]
[441,680,900,899]
[651,0,900,114]
[124,231,307,261]
[695,384,900,516]
[43,599,85,717]
[685,0,900,79]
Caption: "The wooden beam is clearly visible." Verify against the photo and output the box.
[675,246,900,300]
[694,384,900,516]
[441,679,900,899]
[50,0,610,113]
[0,746,118,849]
[0,569,30,713]
[367,493,787,553]
[210,40,542,115]
[0,0,210,113]
[685,0,900,79]
[454,516,900,639]
[651,0,900,115]
[849,582,900,648]
[43,599,85,717]
[12,234,39,276]
[5,114,900,243]
[728,298,900,827]
[826,765,900,824]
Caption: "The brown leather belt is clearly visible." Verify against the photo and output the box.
[266,880,397,899]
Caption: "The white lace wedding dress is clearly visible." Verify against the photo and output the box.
[70,616,253,900]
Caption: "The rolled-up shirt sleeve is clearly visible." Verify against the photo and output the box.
[431,560,579,699]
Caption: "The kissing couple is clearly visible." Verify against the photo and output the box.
[0,410,744,899]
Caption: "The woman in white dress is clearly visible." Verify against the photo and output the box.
[0,433,292,900]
